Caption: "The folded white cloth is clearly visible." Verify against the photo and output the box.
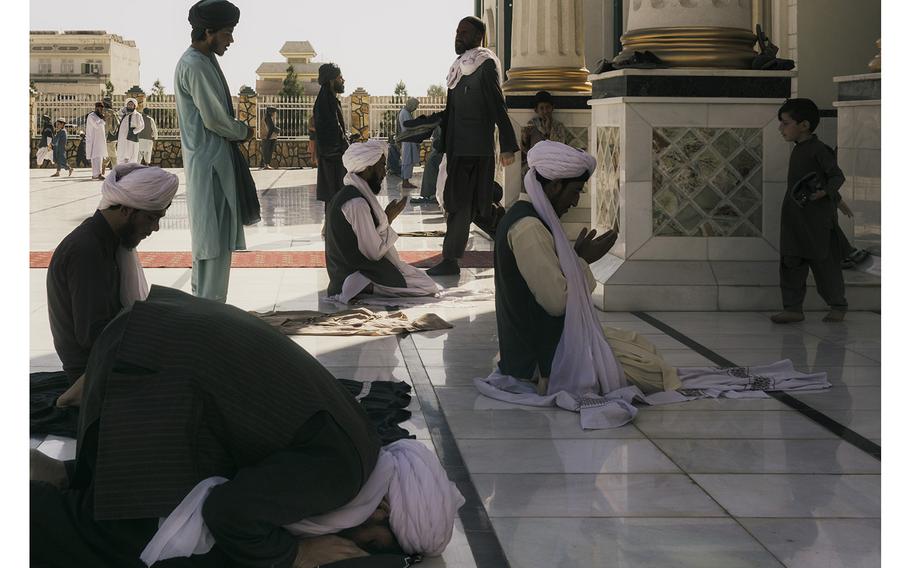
[446,47,502,89]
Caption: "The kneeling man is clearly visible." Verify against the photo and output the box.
[46,163,178,383]
[325,140,439,303]
[31,286,464,567]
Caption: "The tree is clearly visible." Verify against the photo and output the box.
[394,80,408,96]
[150,79,166,100]
[426,84,446,97]
[280,65,303,97]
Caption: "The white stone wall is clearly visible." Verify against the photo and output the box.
[109,41,141,94]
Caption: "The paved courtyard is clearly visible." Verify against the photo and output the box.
[29,166,880,567]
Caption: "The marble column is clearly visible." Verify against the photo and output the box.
[615,0,756,69]
[503,0,591,93]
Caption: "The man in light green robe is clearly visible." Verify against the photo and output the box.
[175,0,252,302]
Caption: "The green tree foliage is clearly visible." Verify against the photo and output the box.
[394,80,408,96]
[280,65,303,97]
[426,84,446,97]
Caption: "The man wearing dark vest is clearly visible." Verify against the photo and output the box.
[426,16,518,276]
[326,140,438,303]
[494,141,616,393]
[31,286,463,567]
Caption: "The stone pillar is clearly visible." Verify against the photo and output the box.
[350,88,370,140]
[615,0,756,69]
[29,89,37,138]
[503,0,591,93]
[237,86,257,165]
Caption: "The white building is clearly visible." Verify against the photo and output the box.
[30,30,141,95]
[255,41,321,96]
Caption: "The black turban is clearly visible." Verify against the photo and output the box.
[188,0,240,31]
[318,63,341,86]
[460,16,486,36]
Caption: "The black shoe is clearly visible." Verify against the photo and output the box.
[426,259,460,276]
[410,196,437,205]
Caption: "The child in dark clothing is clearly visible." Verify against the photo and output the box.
[75,132,88,168]
[50,119,73,178]
[772,98,847,323]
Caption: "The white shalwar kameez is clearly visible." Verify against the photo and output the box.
[116,103,145,164]
[84,112,108,177]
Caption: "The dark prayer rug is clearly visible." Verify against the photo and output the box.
[29,250,493,269]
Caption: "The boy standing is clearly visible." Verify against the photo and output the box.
[50,119,73,178]
[773,98,847,323]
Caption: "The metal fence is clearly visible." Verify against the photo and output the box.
[32,93,184,138]
[256,95,354,140]
[368,96,446,141]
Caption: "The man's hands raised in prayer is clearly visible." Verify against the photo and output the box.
[500,152,515,167]
[294,535,368,568]
[574,227,617,264]
[385,197,408,223]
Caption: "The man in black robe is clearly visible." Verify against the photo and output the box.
[314,63,350,213]
[426,16,518,276]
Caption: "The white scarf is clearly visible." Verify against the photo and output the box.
[446,47,502,89]
[342,140,393,244]
[99,163,179,306]
[523,141,626,396]
[140,440,464,565]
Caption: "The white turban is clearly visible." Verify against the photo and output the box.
[527,139,597,182]
[125,97,138,108]
[386,439,465,556]
[99,163,179,211]
[342,140,388,173]
[98,164,178,308]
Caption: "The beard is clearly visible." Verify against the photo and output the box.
[95,110,104,118]
[118,217,144,249]
[367,175,383,195]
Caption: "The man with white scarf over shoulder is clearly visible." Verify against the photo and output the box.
[45,163,178,385]
[325,140,439,303]
[116,97,145,164]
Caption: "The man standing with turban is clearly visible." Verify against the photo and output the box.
[398,98,420,189]
[85,102,108,180]
[426,16,518,276]
[325,140,439,303]
[314,62,349,212]
[116,98,144,164]
[176,0,255,302]
[32,286,464,567]
[46,163,178,384]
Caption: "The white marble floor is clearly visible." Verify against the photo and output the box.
[29,167,881,567]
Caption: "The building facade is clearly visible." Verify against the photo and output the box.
[255,41,321,96]
[29,30,140,95]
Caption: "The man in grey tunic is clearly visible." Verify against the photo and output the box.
[175,0,254,302]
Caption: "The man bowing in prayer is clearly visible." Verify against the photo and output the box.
[426,16,518,276]
[325,140,439,303]
[46,163,178,384]
[175,0,255,302]
[32,286,464,568]
[116,98,145,164]
[84,101,108,180]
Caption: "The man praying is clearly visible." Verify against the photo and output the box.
[325,140,439,303]
[46,164,178,384]
[31,286,464,567]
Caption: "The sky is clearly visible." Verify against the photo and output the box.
[29,0,474,96]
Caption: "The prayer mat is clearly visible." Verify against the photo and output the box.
[255,307,453,336]
[31,373,416,446]
[29,250,493,269]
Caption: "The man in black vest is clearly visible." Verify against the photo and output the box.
[494,142,616,392]
[426,16,519,276]
[325,140,438,303]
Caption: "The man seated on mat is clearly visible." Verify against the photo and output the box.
[31,286,464,568]
[46,163,178,384]
[325,140,439,303]
[493,141,679,397]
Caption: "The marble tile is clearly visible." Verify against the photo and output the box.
[815,409,881,439]
[457,439,680,473]
[417,349,499,367]
[425,366,495,387]
[762,122,791,182]
[320,366,411,382]
[706,105,777,128]
[473,473,724,517]
[608,260,717,285]
[633,410,836,439]
[707,238,778,261]
[632,237,709,260]
[435,387,552,412]
[810,366,880,387]
[652,439,881,474]
[717,286,782,311]
[740,518,880,568]
[492,517,784,568]
[310,349,406,367]
[676,331,826,350]
[836,107,856,149]
[420,519,477,568]
[444,410,644,439]
[652,349,717,366]
[634,101,709,127]
[691,474,880,518]
[854,148,880,179]
[790,386,880,411]
[621,106,653,183]
[711,261,779,285]
[619,181,653,257]
[711,347,877,367]
[853,105,881,150]
[602,284,718,311]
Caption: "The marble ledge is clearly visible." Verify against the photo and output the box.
[590,97,788,106]
[589,69,797,81]
[833,100,881,108]
[833,73,881,83]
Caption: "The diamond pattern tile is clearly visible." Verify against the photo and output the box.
[594,127,620,233]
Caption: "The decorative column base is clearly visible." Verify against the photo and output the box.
[614,26,757,69]
[503,66,592,94]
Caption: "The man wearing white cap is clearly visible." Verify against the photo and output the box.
[493,141,618,395]
[116,98,145,164]
[31,286,464,567]
[325,140,439,303]
[46,163,178,384]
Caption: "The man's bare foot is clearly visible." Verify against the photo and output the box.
[536,376,549,396]
[30,449,68,489]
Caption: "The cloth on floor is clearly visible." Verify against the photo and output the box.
[396,231,446,238]
[327,288,496,310]
[254,307,452,336]
[142,439,463,564]
[475,358,830,429]
[30,371,79,438]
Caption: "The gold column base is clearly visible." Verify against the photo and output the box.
[503,66,592,94]
[616,26,757,69]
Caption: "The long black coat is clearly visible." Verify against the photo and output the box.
[78,285,380,521]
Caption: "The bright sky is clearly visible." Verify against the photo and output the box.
[29,0,474,96]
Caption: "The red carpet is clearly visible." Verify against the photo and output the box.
[29,250,493,269]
